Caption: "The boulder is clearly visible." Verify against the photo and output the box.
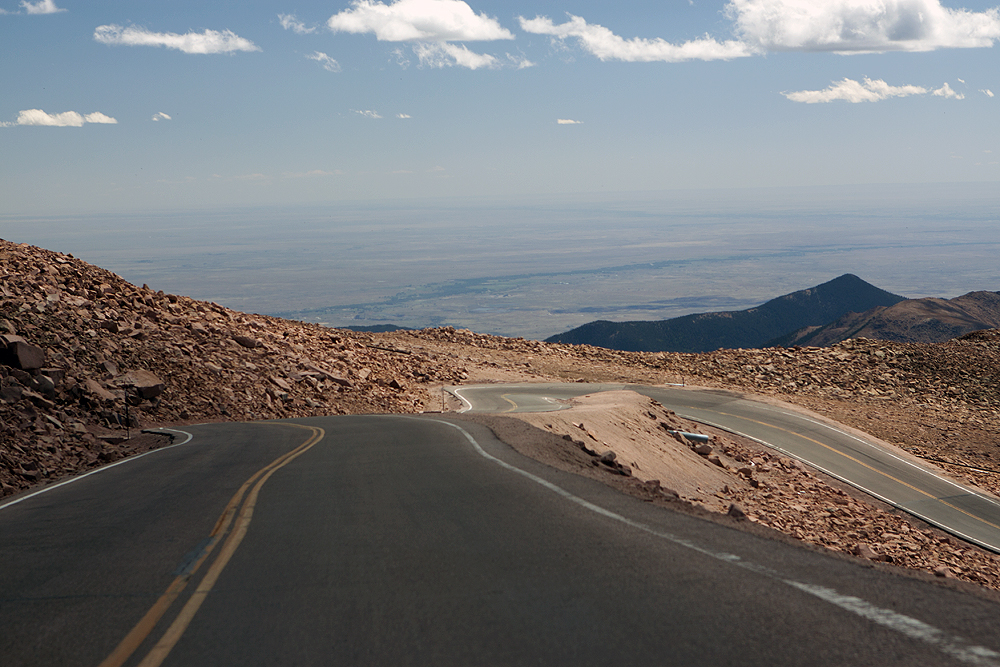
[84,379,116,402]
[0,385,24,403]
[119,370,165,399]
[233,334,260,349]
[0,335,45,371]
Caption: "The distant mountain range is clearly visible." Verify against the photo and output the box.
[545,274,1000,353]
[770,291,1000,347]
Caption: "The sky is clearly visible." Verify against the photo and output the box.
[2,0,999,216]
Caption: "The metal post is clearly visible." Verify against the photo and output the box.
[122,382,134,440]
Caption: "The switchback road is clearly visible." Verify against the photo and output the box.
[2,414,1000,666]
[452,383,1000,554]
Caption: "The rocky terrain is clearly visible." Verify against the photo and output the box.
[773,290,1000,347]
[3,238,1000,593]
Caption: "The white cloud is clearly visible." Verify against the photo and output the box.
[278,13,317,34]
[327,1,528,70]
[932,81,964,98]
[412,41,497,68]
[84,112,117,124]
[505,53,535,68]
[328,0,513,42]
[783,77,970,102]
[307,51,341,72]
[982,89,996,97]
[557,118,583,124]
[726,0,1000,53]
[354,109,383,118]
[21,0,65,14]
[519,14,754,62]
[397,113,412,118]
[151,112,171,121]
[94,24,260,54]
[2,108,118,127]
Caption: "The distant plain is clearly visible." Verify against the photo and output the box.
[4,182,998,340]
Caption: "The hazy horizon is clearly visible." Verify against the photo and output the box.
[3,0,998,337]
[4,182,998,339]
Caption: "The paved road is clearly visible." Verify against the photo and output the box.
[3,415,1000,666]
[452,383,1000,554]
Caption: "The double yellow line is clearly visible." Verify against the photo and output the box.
[99,423,324,667]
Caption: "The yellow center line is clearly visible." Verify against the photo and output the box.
[710,409,1000,533]
[98,423,324,667]
[500,394,519,413]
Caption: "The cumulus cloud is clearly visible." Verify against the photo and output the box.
[328,0,513,41]
[982,89,996,97]
[505,53,535,68]
[307,51,341,71]
[151,112,171,121]
[1,109,118,127]
[328,0,521,70]
[83,112,117,124]
[519,14,754,62]
[94,24,260,54]
[397,113,412,118]
[783,77,968,102]
[412,41,497,68]
[354,109,382,118]
[557,118,583,124]
[932,82,964,98]
[21,0,65,14]
[727,0,1000,53]
[278,13,317,34]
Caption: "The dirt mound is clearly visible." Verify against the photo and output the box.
[501,390,1000,591]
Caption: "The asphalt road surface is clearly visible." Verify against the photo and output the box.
[3,414,1000,666]
[453,383,1000,554]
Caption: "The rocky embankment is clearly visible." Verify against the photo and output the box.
[0,240,466,494]
[407,325,1000,498]
[3,239,1000,593]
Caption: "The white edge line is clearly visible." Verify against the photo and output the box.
[424,417,1000,667]
[689,416,1000,554]
[449,387,473,413]
[0,428,195,511]
[742,401,1000,509]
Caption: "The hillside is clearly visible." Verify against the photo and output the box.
[545,274,906,353]
[6,239,1000,591]
[768,291,1000,347]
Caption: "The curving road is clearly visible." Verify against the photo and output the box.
[2,414,1000,666]
[452,383,1000,554]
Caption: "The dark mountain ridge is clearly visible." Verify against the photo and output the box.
[769,291,1000,347]
[546,274,906,353]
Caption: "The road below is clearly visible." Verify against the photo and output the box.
[453,383,1000,554]
[2,414,1000,666]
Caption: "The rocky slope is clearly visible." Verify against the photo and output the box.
[770,290,1000,347]
[3,239,1000,592]
[0,239,469,494]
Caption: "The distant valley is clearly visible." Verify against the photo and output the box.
[547,275,1000,353]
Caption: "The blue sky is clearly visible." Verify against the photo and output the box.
[2,0,998,215]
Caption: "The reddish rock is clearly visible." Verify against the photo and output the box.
[84,379,116,402]
[119,370,165,400]
[1,335,45,370]
[233,334,260,349]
